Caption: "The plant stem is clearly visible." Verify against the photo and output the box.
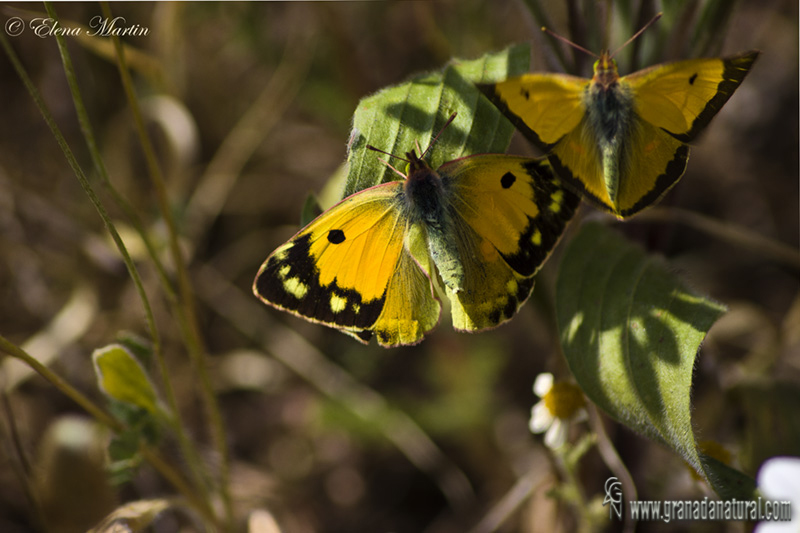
[0,336,219,527]
[633,207,800,272]
[42,1,211,515]
[99,3,232,526]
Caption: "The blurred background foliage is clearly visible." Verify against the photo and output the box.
[0,1,797,532]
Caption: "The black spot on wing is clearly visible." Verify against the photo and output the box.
[671,51,759,143]
[476,84,557,152]
[254,233,385,331]
[327,229,346,244]
[688,73,698,85]
[500,160,580,277]
[500,172,516,189]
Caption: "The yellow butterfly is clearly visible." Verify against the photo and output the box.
[479,44,759,218]
[253,139,579,347]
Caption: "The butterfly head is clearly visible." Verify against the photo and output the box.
[405,149,433,176]
[592,52,620,89]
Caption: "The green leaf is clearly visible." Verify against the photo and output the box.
[699,453,757,501]
[93,344,161,416]
[343,43,530,198]
[115,331,154,366]
[106,401,161,485]
[556,223,727,486]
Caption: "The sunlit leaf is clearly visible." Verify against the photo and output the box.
[556,223,727,487]
[343,43,530,198]
[92,344,160,416]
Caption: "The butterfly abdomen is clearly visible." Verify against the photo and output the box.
[585,73,635,204]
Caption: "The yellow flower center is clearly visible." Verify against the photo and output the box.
[543,382,586,420]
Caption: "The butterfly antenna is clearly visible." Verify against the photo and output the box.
[375,157,407,179]
[610,12,662,58]
[541,26,599,59]
[420,112,457,160]
[366,144,409,163]
[366,145,411,177]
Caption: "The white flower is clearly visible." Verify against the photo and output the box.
[529,373,587,449]
[754,456,800,533]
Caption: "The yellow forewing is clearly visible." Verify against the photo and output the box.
[489,75,586,147]
[626,58,728,136]
[254,182,441,347]
[305,189,402,301]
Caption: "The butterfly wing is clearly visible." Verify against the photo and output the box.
[549,113,689,217]
[625,51,759,142]
[546,117,613,211]
[478,75,617,214]
[253,183,441,347]
[593,51,759,216]
[478,74,587,150]
[614,117,689,216]
[437,155,579,331]
[481,52,758,218]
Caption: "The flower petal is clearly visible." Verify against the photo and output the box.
[529,402,553,434]
[570,408,588,424]
[544,419,568,449]
[755,456,800,533]
[533,373,554,398]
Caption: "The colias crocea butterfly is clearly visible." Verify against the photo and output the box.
[479,21,759,218]
[253,117,579,347]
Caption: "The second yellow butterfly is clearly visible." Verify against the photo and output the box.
[480,50,759,218]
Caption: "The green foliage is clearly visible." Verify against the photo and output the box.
[344,43,530,197]
[93,344,164,485]
[1,1,794,532]
[93,344,162,417]
[105,401,161,486]
[556,223,752,496]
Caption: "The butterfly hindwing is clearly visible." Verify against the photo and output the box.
[548,113,689,216]
[436,155,580,331]
[253,183,441,347]
[615,117,689,215]
[368,244,441,347]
